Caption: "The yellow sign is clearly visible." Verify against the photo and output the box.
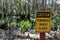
[36,11,51,32]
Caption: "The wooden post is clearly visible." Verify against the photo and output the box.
[40,33,45,40]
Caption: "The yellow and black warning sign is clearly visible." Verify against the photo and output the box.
[36,11,51,32]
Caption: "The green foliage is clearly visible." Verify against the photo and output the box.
[19,19,31,32]
[20,0,25,6]
[8,21,18,28]
[51,15,60,30]
[0,19,5,25]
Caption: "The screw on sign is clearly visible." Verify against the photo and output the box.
[36,11,51,40]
